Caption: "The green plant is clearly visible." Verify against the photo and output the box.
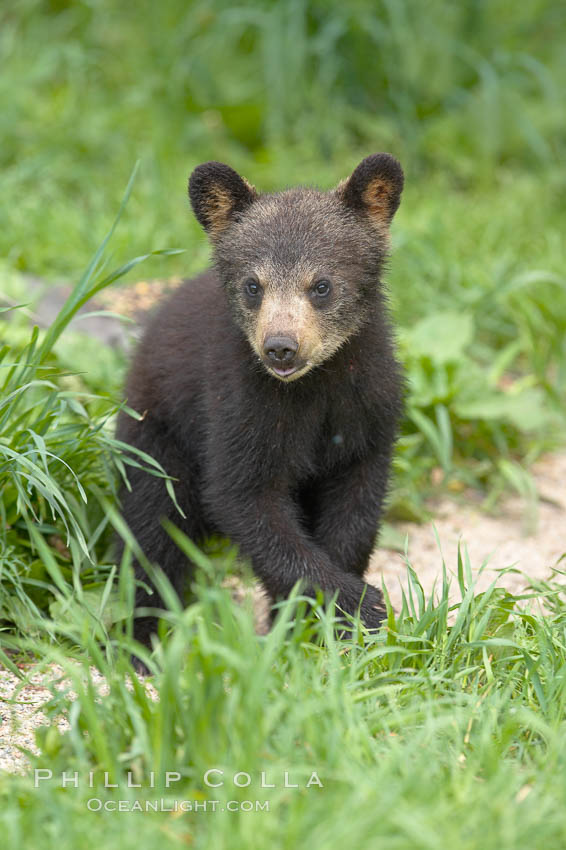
[3,547,566,849]
[0,169,181,633]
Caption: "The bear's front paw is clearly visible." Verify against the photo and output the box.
[358,582,387,631]
[335,580,386,635]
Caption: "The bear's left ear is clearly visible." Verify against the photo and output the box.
[188,161,258,239]
[337,153,404,230]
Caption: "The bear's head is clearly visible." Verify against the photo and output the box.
[188,154,403,382]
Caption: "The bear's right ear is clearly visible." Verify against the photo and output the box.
[188,162,258,238]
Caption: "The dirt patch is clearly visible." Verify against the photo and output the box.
[369,452,566,610]
[0,663,158,775]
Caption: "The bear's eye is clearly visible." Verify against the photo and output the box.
[313,279,331,297]
[245,278,261,297]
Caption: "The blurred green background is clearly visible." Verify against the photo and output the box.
[1,0,565,518]
[2,0,565,272]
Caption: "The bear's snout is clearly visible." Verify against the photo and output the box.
[262,335,303,378]
[264,335,298,363]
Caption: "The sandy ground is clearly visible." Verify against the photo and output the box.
[0,664,158,774]
[369,452,566,609]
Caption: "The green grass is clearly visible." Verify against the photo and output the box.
[1,1,566,848]
[4,553,566,849]
[0,174,179,635]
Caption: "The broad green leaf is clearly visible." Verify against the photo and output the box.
[454,387,553,431]
[404,311,474,363]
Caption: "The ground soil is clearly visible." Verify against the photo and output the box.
[369,451,566,611]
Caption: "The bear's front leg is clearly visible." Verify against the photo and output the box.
[205,479,386,630]
[309,451,394,577]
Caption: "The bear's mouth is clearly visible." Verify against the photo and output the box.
[267,361,311,381]
[271,365,299,378]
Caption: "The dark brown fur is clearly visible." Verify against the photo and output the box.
[116,154,405,648]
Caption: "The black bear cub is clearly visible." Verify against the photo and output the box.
[117,153,405,647]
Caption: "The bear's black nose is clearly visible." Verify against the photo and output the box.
[264,336,298,363]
